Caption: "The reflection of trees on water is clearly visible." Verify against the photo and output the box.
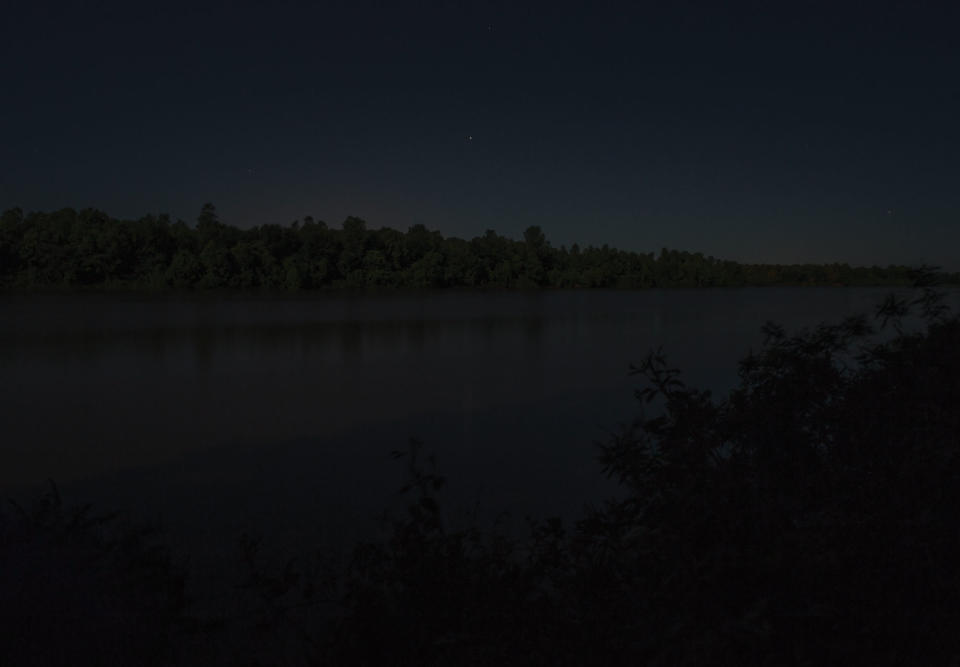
[0,314,568,368]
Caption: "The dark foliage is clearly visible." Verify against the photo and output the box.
[0,482,191,667]
[2,205,957,290]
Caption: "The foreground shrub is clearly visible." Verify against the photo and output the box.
[0,483,190,667]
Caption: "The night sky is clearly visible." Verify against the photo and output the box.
[3,0,959,269]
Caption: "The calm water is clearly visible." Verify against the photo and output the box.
[2,288,955,567]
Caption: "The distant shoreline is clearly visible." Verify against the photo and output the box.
[3,205,958,291]
[4,283,960,297]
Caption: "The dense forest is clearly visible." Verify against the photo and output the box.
[2,204,956,290]
[4,280,960,665]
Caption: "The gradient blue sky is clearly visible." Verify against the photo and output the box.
[3,0,959,269]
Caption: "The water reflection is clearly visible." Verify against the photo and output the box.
[0,311,571,369]
[1,287,957,498]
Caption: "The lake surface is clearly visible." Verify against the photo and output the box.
[2,288,956,577]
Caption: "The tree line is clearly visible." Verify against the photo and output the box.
[1,204,956,290]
